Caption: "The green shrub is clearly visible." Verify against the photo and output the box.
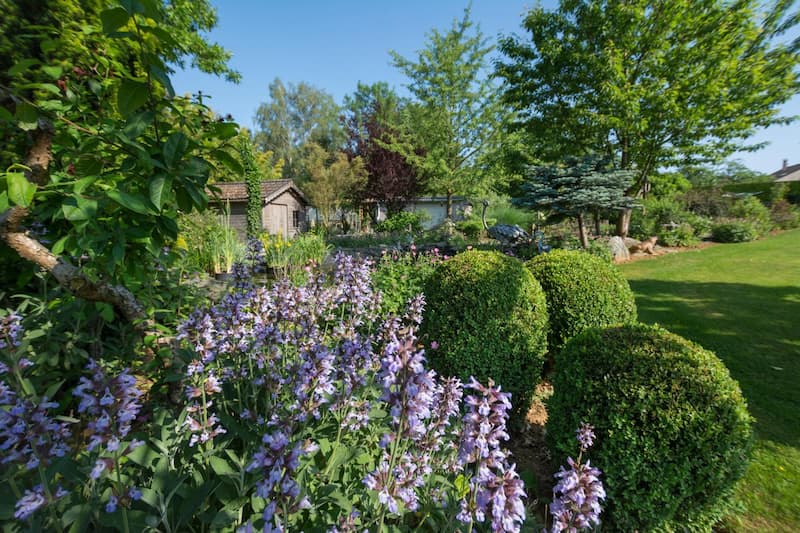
[376,211,427,234]
[680,188,732,218]
[584,239,613,262]
[526,250,637,352]
[421,250,548,418]
[770,199,800,229]
[711,220,760,243]
[260,232,332,280]
[630,197,707,244]
[373,248,443,315]
[547,324,753,531]
[454,217,485,239]
[728,196,772,235]
[177,209,244,274]
[658,223,700,247]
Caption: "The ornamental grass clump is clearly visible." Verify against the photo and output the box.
[420,250,549,420]
[526,249,637,353]
[547,324,753,531]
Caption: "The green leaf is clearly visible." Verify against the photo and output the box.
[8,59,39,77]
[15,102,39,131]
[117,79,150,118]
[0,191,7,212]
[40,40,59,53]
[62,196,98,221]
[149,64,175,97]
[209,456,236,476]
[149,174,170,211]
[123,110,155,139]
[212,122,239,140]
[6,172,36,207]
[107,189,152,215]
[163,132,189,168]
[175,188,192,212]
[63,503,92,532]
[44,380,65,399]
[96,302,115,322]
[454,474,470,499]
[41,65,63,79]
[51,236,70,255]
[101,7,130,34]
[73,175,99,194]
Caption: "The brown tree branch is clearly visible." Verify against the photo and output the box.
[1,121,151,331]
[1,206,148,327]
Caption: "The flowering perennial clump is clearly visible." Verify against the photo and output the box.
[176,253,528,531]
[549,423,606,532]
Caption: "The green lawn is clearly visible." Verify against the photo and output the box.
[620,229,800,532]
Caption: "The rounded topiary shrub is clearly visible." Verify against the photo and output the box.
[421,250,548,418]
[547,324,753,531]
[526,249,637,352]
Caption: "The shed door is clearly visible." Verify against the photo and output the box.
[276,204,288,238]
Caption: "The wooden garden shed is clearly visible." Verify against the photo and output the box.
[209,179,311,239]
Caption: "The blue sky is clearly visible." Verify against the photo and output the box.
[172,0,799,174]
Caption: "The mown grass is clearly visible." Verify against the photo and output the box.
[620,229,800,532]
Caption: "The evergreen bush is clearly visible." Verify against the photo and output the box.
[526,250,637,352]
[375,211,427,234]
[421,250,548,418]
[547,324,753,531]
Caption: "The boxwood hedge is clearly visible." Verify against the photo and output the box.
[526,250,637,352]
[547,324,753,531]
[420,250,548,418]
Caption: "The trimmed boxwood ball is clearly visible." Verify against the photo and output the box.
[526,249,637,352]
[420,250,548,418]
[547,324,753,531]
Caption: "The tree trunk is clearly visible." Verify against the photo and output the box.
[616,209,632,238]
[445,189,453,220]
[594,211,601,236]
[577,213,589,248]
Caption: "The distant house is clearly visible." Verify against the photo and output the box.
[772,159,800,183]
[209,179,310,239]
[375,196,471,229]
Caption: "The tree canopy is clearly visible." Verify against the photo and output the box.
[390,8,506,219]
[342,82,420,218]
[0,0,240,324]
[496,0,800,235]
[515,157,636,247]
[253,78,344,182]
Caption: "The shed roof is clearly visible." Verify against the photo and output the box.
[209,179,309,205]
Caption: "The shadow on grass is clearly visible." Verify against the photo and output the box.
[628,280,800,447]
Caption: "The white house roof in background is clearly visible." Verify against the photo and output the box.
[772,161,800,182]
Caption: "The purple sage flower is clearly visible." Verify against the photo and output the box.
[72,360,143,454]
[576,422,595,452]
[0,312,23,351]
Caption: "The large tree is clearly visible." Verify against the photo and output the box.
[342,82,420,219]
[515,157,636,247]
[389,8,506,219]
[0,0,239,325]
[302,143,367,229]
[253,78,345,182]
[497,0,800,236]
